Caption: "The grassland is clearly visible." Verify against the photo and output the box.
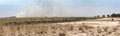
[1,17,120,36]
[0,17,97,25]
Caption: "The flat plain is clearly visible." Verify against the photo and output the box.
[0,17,120,36]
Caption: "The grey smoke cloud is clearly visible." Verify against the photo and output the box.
[16,0,120,17]
[17,0,67,17]
[16,0,77,17]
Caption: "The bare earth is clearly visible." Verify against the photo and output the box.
[0,18,120,36]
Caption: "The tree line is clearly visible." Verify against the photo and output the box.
[95,13,120,18]
[4,17,97,25]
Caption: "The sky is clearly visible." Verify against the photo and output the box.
[0,0,120,17]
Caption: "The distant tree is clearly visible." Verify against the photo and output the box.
[111,13,116,17]
[111,13,120,17]
[97,15,100,17]
[93,16,97,18]
[102,15,105,17]
[107,14,110,17]
[10,16,16,18]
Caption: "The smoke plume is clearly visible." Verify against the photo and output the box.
[16,0,70,17]
[16,0,119,17]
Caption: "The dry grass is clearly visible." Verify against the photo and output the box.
[0,23,119,36]
[0,17,119,36]
[0,17,96,25]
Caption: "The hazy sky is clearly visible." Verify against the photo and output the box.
[0,0,120,17]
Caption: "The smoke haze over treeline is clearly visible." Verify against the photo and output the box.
[0,0,120,17]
